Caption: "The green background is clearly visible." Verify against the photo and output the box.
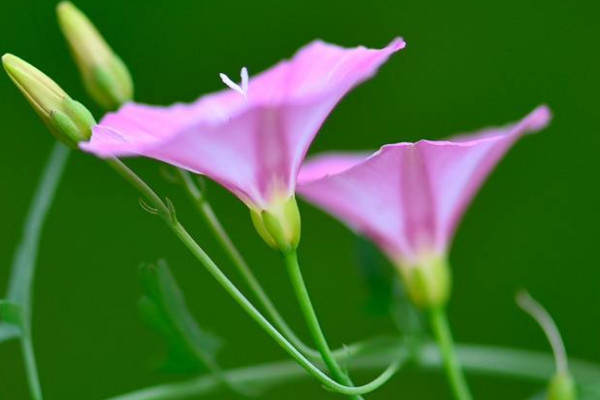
[1,0,598,398]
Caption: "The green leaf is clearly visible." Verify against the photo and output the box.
[355,237,424,339]
[139,260,222,373]
[0,144,70,343]
[355,237,395,316]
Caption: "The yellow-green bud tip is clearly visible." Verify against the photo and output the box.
[2,53,96,147]
[548,372,577,400]
[57,1,133,110]
[2,54,66,118]
[251,196,301,252]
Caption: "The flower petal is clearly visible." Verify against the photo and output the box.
[81,38,405,209]
[298,105,551,263]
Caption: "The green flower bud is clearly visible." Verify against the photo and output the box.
[57,2,133,110]
[397,255,451,309]
[251,195,301,252]
[2,54,96,147]
[548,372,577,400]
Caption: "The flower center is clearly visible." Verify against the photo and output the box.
[219,67,249,98]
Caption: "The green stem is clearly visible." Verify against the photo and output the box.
[0,143,70,342]
[105,342,600,400]
[429,307,472,400]
[284,250,363,400]
[176,170,319,359]
[105,159,399,395]
[1,143,70,399]
[21,331,43,400]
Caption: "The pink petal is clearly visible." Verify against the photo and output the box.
[297,105,551,264]
[81,38,405,209]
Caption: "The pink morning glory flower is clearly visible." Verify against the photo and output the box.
[80,38,405,213]
[297,105,551,301]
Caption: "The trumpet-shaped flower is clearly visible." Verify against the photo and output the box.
[81,38,405,212]
[297,106,551,305]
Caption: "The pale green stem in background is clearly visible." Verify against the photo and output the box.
[283,250,363,400]
[21,332,43,400]
[429,307,473,400]
[105,159,399,395]
[516,291,568,374]
[0,143,70,338]
[105,342,600,400]
[0,143,70,400]
[175,169,321,359]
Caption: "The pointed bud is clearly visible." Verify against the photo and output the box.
[2,54,96,147]
[396,255,450,309]
[548,372,577,400]
[251,196,301,252]
[57,2,133,110]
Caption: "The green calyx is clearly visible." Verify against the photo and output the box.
[548,372,577,400]
[251,195,301,252]
[398,256,451,309]
[2,54,96,147]
[57,1,133,110]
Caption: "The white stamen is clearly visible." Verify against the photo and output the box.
[516,290,569,374]
[219,67,249,98]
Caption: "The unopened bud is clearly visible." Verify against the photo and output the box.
[2,54,96,147]
[57,2,133,110]
[251,196,301,252]
[548,372,576,400]
[397,255,450,309]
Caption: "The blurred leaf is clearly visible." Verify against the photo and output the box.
[0,144,70,343]
[139,260,222,373]
[355,237,394,316]
[390,278,424,339]
[525,388,546,400]
[355,237,424,338]
[579,384,600,399]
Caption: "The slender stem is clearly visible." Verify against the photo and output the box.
[1,143,70,400]
[284,250,363,400]
[176,170,319,358]
[105,159,399,395]
[429,307,472,400]
[1,143,70,342]
[105,342,600,400]
[21,331,43,400]
[516,291,568,374]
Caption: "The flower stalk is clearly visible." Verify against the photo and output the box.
[429,306,473,400]
[175,169,321,359]
[283,250,363,399]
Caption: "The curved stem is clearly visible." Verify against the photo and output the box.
[1,143,70,341]
[176,170,319,359]
[284,250,363,399]
[104,342,600,400]
[429,307,472,400]
[1,143,70,400]
[516,291,568,374]
[21,332,43,400]
[105,159,399,395]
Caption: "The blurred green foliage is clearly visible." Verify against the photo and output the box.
[1,0,599,398]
